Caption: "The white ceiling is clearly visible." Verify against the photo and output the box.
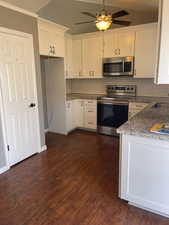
[4,0,159,34]
[4,0,51,12]
[76,0,159,13]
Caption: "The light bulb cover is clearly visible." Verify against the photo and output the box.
[96,14,112,31]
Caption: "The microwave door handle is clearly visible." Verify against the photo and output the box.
[122,59,125,73]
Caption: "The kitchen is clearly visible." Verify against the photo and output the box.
[0,0,169,224]
[38,0,169,218]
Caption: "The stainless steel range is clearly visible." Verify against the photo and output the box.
[97,85,136,136]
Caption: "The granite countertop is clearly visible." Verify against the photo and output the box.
[117,103,169,141]
[66,93,104,100]
[67,93,169,103]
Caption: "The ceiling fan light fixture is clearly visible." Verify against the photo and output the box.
[96,14,112,31]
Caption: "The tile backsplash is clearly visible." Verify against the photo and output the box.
[67,78,169,97]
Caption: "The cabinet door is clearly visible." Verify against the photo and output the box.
[120,135,169,216]
[72,39,82,77]
[66,101,73,132]
[135,26,157,78]
[38,27,50,56]
[51,31,65,57]
[65,35,73,78]
[156,0,169,84]
[82,37,103,78]
[117,31,135,57]
[73,100,84,127]
[104,32,117,57]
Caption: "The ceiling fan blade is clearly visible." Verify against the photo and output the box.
[113,20,131,26]
[75,21,94,25]
[112,10,129,19]
[81,12,96,18]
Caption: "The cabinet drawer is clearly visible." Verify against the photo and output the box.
[85,100,97,107]
[85,120,97,129]
[85,107,96,114]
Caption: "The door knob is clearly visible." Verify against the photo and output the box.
[29,103,36,108]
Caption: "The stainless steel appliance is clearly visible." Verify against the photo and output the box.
[97,85,136,136]
[103,56,134,77]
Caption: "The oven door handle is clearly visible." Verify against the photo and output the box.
[97,101,128,106]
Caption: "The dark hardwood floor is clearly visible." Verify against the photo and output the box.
[0,130,169,225]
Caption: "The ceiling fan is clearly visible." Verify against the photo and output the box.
[75,0,131,31]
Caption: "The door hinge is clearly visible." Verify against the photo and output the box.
[7,145,10,151]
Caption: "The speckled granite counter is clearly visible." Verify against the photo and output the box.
[66,93,104,100]
[67,93,169,103]
[117,103,169,141]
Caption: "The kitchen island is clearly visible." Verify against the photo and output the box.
[117,102,169,217]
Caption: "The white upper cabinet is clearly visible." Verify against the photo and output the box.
[134,24,157,78]
[65,34,73,78]
[117,31,135,57]
[104,31,135,58]
[82,36,103,78]
[72,39,82,78]
[38,18,68,57]
[156,0,169,84]
[104,32,117,57]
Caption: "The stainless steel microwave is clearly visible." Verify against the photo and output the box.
[103,56,134,77]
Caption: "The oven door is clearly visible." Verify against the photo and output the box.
[97,101,128,136]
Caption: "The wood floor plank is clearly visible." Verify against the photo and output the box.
[0,130,169,225]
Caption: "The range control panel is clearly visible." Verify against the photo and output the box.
[107,85,136,97]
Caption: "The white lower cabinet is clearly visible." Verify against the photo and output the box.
[66,101,74,132]
[84,100,97,129]
[66,99,97,133]
[72,100,84,128]
[120,135,169,217]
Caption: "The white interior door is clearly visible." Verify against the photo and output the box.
[0,30,41,167]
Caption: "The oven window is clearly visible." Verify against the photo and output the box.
[97,103,128,128]
[104,63,123,73]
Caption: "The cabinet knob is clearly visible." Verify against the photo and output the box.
[29,103,36,108]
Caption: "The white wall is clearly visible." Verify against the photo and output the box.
[71,78,169,97]
[44,57,67,134]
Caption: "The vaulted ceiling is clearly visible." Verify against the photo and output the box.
[5,0,159,34]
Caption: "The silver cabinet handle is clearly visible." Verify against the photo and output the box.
[49,46,53,54]
[51,46,55,54]
[89,71,94,76]
[118,48,120,55]
[134,69,137,76]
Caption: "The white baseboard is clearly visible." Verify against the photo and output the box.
[0,166,9,174]
[40,145,47,153]
[129,202,169,218]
